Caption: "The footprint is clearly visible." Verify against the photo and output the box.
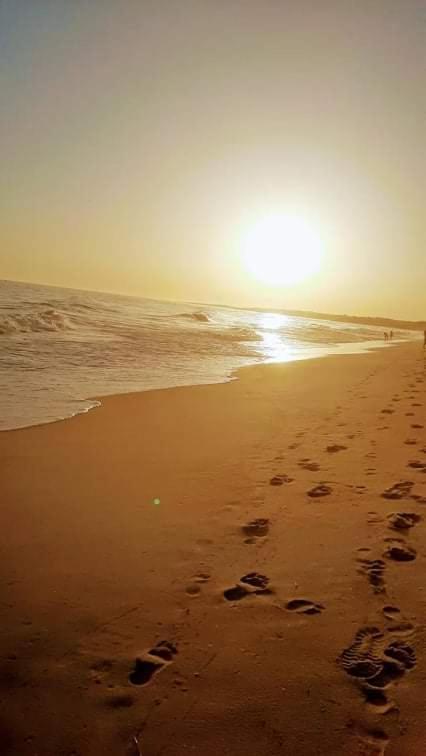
[269,474,294,486]
[340,625,416,688]
[404,439,417,445]
[242,518,269,538]
[384,640,416,669]
[381,481,413,500]
[326,444,348,453]
[298,460,320,472]
[381,409,394,414]
[223,585,249,601]
[367,512,383,524]
[387,512,421,530]
[411,424,424,429]
[358,559,386,593]
[193,572,211,583]
[240,572,270,589]
[362,688,397,715]
[286,598,324,615]
[340,626,388,680]
[386,622,415,638]
[129,641,177,686]
[408,460,426,470]
[307,483,332,498]
[384,540,417,562]
[185,573,210,596]
[223,573,271,601]
[185,584,202,596]
[382,606,401,620]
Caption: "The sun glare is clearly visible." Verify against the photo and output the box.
[242,213,323,286]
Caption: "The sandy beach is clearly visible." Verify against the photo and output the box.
[1,342,425,756]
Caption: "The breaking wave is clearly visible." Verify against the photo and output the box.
[177,311,211,323]
[0,309,74,335]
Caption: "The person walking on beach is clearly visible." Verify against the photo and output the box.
[423,329,426,348]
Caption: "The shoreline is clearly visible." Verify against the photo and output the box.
[1,337,417,434]
[1,341,425,755]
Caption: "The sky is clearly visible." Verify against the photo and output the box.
[1,0,425,319]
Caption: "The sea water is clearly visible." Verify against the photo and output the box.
[0,279,417,430]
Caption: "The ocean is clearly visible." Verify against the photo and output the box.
[0,279,418,431]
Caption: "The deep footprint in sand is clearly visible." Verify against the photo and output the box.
[298,459,321,471]
[269,474,294,486]
[286,598,324,615]
[242,518,269,539]
[241,572,270,589]
[358,558,386,593]
[326,444,348,453]
[382,605,401,620]
[384,539,417,562]
[129,641,177,685]
[381,481,413,500]
[362,688,397,715]
[307,483,332,498]
[224,572,271,601]
[340,626,416,690]
[387,512,421,531]
[408,460,426,470]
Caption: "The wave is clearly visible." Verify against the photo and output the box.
[0,309,73,335]
[177,311,211,323]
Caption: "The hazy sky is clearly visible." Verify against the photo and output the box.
[1,1,425,318]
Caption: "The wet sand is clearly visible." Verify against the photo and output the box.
[1,342,425,756]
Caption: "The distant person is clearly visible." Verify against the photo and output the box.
[390,330,393,340]
[424,329,426,348]
[384,331,388,341]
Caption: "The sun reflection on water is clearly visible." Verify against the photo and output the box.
[257,313,297,362]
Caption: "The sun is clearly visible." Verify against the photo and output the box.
[241,213,323,285]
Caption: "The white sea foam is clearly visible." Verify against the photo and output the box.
[0,280,419,431]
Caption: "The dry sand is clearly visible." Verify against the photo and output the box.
[1,342,426,756]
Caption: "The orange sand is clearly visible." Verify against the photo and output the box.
[1,343,425,756]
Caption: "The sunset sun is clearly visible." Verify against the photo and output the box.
[242,213,323,286]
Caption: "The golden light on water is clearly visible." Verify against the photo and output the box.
[241,213,324,286]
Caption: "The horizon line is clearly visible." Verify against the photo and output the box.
[1,276,425,329]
